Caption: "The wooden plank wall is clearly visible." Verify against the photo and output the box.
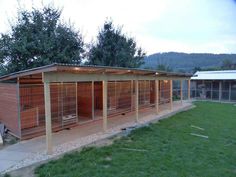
[117,81,132,109]
[77,82,92,118]
[94,82,103,110]
[150,80,155,104]
[0,83,20,136]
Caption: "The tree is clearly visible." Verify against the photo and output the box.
[192,66,202,73]
[156,64,172,72]
[221,59,236,70]
[87,20,145,68]
[0,6,84,74]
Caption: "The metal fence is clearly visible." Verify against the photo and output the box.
[190,80,236,102]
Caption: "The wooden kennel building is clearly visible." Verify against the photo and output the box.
[0,63,191,153]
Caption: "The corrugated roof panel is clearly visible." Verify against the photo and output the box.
[191,70,236,80]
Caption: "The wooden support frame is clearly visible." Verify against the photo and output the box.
[16,77,22,138]
[211,81,213,100]
[135,79,139,122]
[35,70,192,154]
[155,80,159,114]
[75,82,78,122]
[102,80,108,131]
[219,81,222,101]
[91,81,95,120]
[180,80,183,104]
[188,80,191,100]
[43,72,190,83]
[170,80,173,110]
[44,81,53,154]
[131,80,133,111]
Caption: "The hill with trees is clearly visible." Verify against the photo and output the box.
[142,52,236,73]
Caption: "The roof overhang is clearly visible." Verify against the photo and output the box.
[0,63,192,82]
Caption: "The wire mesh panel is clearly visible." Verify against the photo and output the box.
[191,80,236,102]
[59,83,77,125]
[182,80,189,100]
[231,81,236,101]
[107,81,132,116]
[108,81,116,112]
[172,80,196,100]
[212,81,219,100]
[159,80,170,104]
[20,83,77,138]
[20,84,45,131]
[173,80,181,101]
[138,80,151,108]
[222,81,230,100]
[195,80,205,99]
[190,81,197,98]
[50,84,62,125]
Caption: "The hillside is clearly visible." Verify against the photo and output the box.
[142,52,236,72]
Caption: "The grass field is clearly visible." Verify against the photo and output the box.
[35,102,236,177]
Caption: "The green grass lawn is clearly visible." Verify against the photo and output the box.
[35,102,236,177]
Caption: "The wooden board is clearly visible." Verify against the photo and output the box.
[77,82,92,118]
[0,83,20,136]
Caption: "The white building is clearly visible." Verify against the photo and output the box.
[191,70,236,102]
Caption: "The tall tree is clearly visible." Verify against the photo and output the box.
[0,6,84,74]
[87,20,145,68]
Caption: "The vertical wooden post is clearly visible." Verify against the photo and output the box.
[16,77,21,138]
[91,81,95,120]
[155,80,159,114]
[75,82,78,122]
[170,80,173,110]
[202,80,205,100]
[115,81,117,111]
[57,83,60,119]
[219,81,222,101]
[131,80,133,111]
[188,80,191,100]
[180,80,183,104]
[61,82,63,119]
[135,79,139,122]
[102,80,108,131]
[211,81,213,100]
[229,81,231,101]
[44,82,52,154]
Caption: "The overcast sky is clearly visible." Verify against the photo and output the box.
[0,0,236,55]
